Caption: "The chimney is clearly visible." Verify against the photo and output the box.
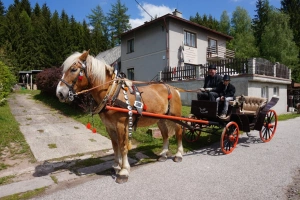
[172,9,182,18]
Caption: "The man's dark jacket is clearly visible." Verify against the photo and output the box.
[203,74,223,91]
[215,82,236,98]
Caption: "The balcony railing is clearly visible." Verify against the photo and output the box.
[159,58,290,82]
[207,46,235,60]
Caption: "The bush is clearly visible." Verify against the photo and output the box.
[36,67,62,96]
[0,61,16,106]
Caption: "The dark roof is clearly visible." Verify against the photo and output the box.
[122,13,233,40]
[96,46,121,65]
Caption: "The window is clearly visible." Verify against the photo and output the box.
[127,68,134,80]
[261,86,269,98]
[273,87,279,96]
[208,38,217,54]
[184,30,196,47]
[127,39,134,53]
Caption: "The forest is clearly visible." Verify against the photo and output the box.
[0,0,300,101]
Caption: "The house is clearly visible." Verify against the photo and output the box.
[118,9,291,114]
[120,9,234,81]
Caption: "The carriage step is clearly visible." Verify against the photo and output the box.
[147,127,162,138]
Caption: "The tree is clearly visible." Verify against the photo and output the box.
[87,5,109,54]
[219,11,230,35]
[0,0,5,16]
[107,0,131,47]
[189,12,202,24]
[252,0,271,55]
[281,0,300,55]
[260,9,300,81]
[281,0,300,82]
[228,7,259,58]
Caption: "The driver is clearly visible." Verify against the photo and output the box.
[197,64,223,101]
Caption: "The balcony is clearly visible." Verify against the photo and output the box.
[207,46,235,60]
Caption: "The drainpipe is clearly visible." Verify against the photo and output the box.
[163,17,169,68]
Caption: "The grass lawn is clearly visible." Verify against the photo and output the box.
[0,94,34,170]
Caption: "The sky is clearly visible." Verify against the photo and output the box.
[2,0,282,29]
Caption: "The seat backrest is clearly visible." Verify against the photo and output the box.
[235,96,267,115]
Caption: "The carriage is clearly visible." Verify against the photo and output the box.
[56,51,279,183]
[182,96,278,154]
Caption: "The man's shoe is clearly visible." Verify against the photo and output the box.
[220,114,226,119]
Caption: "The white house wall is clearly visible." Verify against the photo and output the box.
[168,19,228,67]
[121,21,167,81]
[167,76,289,114]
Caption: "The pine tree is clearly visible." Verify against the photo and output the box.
[281,0,300,54]
[189,12,202,25]
[252,0,271,55]
[107,0,131,47]
[0,0,5,16]
[87,5,108,54]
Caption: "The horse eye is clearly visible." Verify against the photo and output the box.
[70,68,78,72]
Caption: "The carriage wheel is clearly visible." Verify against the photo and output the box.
[183,126,201,142]
[220,121,239,154]
[259,109,277,142]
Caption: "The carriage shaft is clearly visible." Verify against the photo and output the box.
[106,106,213,125]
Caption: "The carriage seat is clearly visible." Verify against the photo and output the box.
[231,96,267,115]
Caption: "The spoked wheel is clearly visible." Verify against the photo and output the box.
[220,121,239,154]
[183,126,201,142]
[259,109,277,142]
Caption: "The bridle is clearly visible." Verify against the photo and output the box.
[60,60,91,101]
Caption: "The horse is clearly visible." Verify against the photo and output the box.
[56,50,184,183]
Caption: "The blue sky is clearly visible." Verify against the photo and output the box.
[2,0,281,28]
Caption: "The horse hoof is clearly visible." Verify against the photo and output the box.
[173,156,182,162]
[116,175,128,184]
[158,156,167,162]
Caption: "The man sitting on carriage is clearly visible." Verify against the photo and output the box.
[215,74,236,119]
[197,64,223,101]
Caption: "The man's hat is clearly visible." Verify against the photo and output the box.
[208,65,216,70]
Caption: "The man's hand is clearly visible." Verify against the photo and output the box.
[199,88,205,92]
[205,88,212,92]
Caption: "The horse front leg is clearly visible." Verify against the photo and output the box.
[106,129,122,174]
[115,126,130,184]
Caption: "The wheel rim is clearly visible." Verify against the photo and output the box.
[183,126,201,142]
[220,122,239,154]
[259,109,277,142]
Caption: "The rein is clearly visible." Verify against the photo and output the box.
[75,80,200,96]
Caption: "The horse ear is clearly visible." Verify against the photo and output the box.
[79,50,90,61]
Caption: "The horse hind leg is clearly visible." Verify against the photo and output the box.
[157,120,183,162]
[173,123,183,162]
[157,119,170,162]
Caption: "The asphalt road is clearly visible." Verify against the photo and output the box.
[31,116,300,200]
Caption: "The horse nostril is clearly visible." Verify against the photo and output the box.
[59,92,64,99]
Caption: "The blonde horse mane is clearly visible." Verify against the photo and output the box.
[62,51,114,84]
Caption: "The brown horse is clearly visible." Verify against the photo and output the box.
[56,51,183,183]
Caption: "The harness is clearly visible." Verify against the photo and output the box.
[61,61,173,137]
